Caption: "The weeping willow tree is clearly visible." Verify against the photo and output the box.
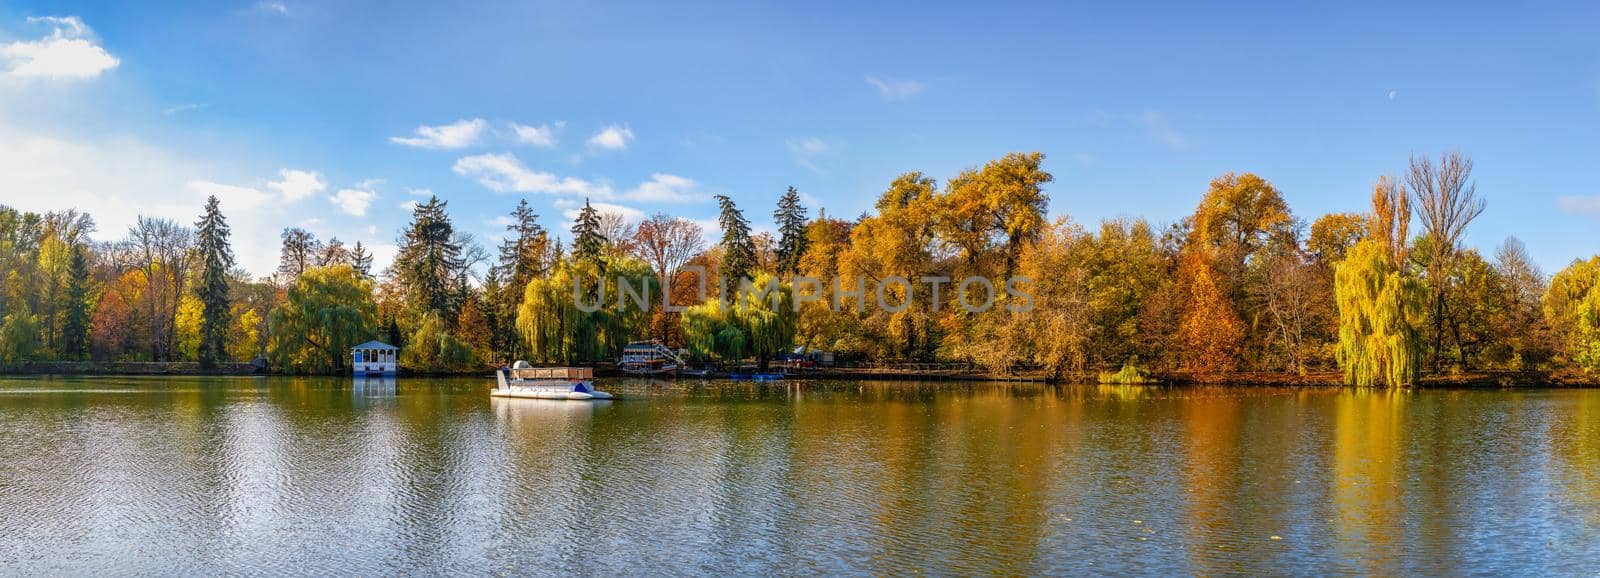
[1335,240,1425,386]
[266,264,377,374]
[1334,178,1424,386]
[680,273,796,367]
[516,256,657,364]
[401,310,475,372]
[1544,256,1600,372]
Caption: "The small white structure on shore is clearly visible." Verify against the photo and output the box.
[352,340,398,376]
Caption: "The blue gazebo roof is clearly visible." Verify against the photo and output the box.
[352,340,398,351]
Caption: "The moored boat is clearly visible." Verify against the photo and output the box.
[620,340,684,376]
[492,362,613,400]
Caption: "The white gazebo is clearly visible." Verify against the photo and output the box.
[352,340,399,376]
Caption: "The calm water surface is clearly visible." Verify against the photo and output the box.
[1,377,1598,575]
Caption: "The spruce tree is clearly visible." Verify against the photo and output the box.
[716,194,756,289]
[773,186,809,275]
[497,199,549,291]
[59,243,92,360]
[394,196,464,317]
[351,242,374,277]
[570,199,606,266]
[195,196,235,367]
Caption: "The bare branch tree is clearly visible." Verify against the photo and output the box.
[632,213,706,284]
[1407,150,1485,371]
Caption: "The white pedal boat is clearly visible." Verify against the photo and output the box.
[491,363,614,400]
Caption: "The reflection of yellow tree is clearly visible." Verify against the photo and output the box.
[1180,394,1242,570]
[1332,388,1405,572]
[1549,392,1600,530]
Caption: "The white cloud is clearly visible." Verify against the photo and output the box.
[621,173,702,203]
[1558,195,1600,217]
[509,121,563,147]
[399,199,420,211]
[162,103,208,115]
[185,179,273,210]
[267,168,326,202]
[586,124,633,151]
[0,128,288,276]
[330,187,376,216]
[389,118,488,149]
[254,0,289,15]
[865,75,923,101]
[787,137,830,156]
[452,152,610,196]
[1135,111,1187,150]
[2,16,120,80]
[787,137,835,174]
[405,187,434,197]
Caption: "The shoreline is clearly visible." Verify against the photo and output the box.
[3,361,1596,388]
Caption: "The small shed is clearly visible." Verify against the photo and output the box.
[352,340,399,376]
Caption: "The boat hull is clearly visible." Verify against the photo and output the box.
[490,388,613,400]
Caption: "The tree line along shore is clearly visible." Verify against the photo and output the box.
[2,151,1598,387]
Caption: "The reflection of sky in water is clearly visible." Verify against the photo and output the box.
[0,377,1597,574]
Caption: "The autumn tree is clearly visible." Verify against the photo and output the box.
[1495,237,1551,368]
[1308,212,1367,264]
[1176,249,1244,373]
[126,216,193,361]
[1335,178,1424,386]
[1544,256,1600,372]
[632,213,706,342]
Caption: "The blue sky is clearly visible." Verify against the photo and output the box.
[2,0,1597,275]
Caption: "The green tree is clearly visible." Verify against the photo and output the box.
[267,265,378,373]
[516,256,658,364]
[194,196,235,367]
[680,272,796,367]
[715,194,756,290]
[0,305,42,367]
[570,199,606,266]
[393,196,465,317]
[58,243,93,360]
[350,241,374,277]
[774,186,809,275]
[401,310,476,372]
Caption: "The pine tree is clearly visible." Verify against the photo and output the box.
[570,199,606,266]
[716,194,756,289]
[351,241,374,277]
[59,243,92,360]
[774,186,809,275]
[195,196,235,367]
[497,199,549,292]
[394,196,464,317]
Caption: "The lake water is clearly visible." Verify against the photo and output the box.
[1,376,1597,575]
